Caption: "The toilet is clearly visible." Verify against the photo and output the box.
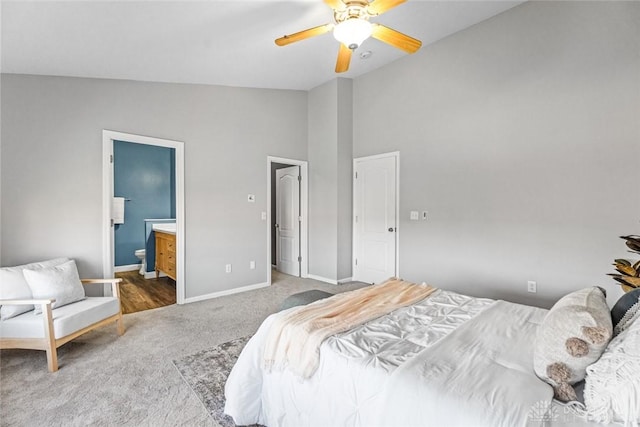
[134,249,146,275]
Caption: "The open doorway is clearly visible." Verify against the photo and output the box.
[112,140,175,313]
[102,130,185,307]
[267,156,308,285]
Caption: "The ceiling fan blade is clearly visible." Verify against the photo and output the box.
[324,0,345,11]
[368,0,406,15]
[275,24,333,46]
[335,43,352,73]
[371,23,422,54]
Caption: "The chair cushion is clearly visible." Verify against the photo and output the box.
[280,290,334,311]
[23,260,86,314]
[0,258,69,320]
[0,297,120,340]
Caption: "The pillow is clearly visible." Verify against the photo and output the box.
[611,288,640,336]
[23,260,85,315]
[584,308,640,424]
[533,286,613,402]
[0,257,69,320]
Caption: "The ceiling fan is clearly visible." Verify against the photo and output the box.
[275,0,422,73]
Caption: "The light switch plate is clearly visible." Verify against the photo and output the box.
[410,211,419,220]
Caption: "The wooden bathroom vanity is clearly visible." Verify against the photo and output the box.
[155,231,176,281]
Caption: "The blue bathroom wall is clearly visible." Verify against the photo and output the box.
[170,149,176,218]
[114,141,176,267]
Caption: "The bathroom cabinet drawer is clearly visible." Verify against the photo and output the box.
[165,264,176,278]
[155,231,177,281]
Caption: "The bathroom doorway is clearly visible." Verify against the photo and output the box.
[102,130,185,307]
[267,156,308,285]
[112,140,176,313]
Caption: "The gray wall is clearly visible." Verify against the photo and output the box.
[2,1,638,306]
[336,78,353,280]
[307,78,353,282]
[353,1,640,307]
[308,80,338,280]
[1,75,307,298]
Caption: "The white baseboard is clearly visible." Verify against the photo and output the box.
[183,281,270,304]
[307,274,336,284]
[144,271,167,279]
[114,264,141,273]
[307,274,354,285]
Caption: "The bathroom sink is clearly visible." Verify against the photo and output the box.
[152,223,176,234]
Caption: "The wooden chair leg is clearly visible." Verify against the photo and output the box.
[111,280,126,336]
[46,346,59,372]
[116,312,125,336]
[42,302,58,372]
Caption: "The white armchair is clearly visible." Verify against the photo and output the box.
[0,278,125,372]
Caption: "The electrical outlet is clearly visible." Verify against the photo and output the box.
[249,261,255,270]
[225,264,232,273]
[527,281,537,293]
[410,211,419,220]
[261,211,267,220]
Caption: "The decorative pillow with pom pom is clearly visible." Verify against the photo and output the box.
[533,286,613,402]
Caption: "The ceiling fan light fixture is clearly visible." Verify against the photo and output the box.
[274,0,420,74]
[333,18,372,50]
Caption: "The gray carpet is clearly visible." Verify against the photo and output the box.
[0,271,366,426]
[173,336,251,427]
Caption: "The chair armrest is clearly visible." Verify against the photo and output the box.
[0,299,56,325]
[0,298,56,305]
[81,278,122,300]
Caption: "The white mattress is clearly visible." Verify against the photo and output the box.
[225,289,556,426]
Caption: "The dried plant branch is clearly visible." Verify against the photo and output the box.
[611,236,640,291]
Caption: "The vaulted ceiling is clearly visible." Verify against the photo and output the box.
[1,1,524,90]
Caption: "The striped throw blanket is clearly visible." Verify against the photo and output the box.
[263,278,437,379]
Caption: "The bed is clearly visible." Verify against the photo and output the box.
[224,282,638,426]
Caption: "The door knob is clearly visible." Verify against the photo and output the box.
[388,227,395,232]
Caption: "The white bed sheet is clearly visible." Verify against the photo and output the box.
[545,401,608,427]
[225,289,555,427]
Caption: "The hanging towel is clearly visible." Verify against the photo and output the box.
[112,197,125,224]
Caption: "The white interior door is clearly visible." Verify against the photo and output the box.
[276,166,301,276]
[353,154,398,284]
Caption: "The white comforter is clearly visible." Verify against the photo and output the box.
[225,289,554,427]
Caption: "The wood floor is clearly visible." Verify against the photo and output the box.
[116,270,176,314]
